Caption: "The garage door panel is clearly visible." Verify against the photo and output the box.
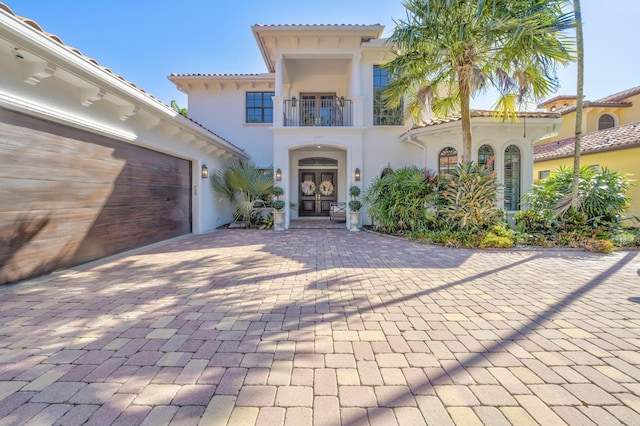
[0,107,192,285]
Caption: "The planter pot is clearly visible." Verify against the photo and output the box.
[274,210,285,231]
[349,211,360,232]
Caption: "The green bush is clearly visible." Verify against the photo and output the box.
[441,162,502,230]
[349,185,361,197]
[349,200,362,212]
[272,200,285,210]
[364,166,445,234]
[272,186,284,197]
[584,239,615,254]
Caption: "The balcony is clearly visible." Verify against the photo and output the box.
[283,96,353,127]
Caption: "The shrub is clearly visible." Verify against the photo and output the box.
[364,166,444,233]
[272,186,284,197]
[584,238,615,254]
[272,200,285,210]
[441,162,502,230]
[349,185,361,197]
[480,232,514,248]
[349,200,362,212]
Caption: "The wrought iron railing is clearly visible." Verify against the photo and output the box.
[283,98,353,127]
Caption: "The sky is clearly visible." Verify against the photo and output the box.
[7,1,640,110]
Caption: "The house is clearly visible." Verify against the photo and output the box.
[0,3,247,284]
[535,86,640,218]
[169,24,562,229]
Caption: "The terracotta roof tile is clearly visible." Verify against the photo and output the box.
[170,73,267,78]
[595,85,640,103]
[534,122,640,161]
[0,2,245,154]
[253,24,381,28]
[0,2,168,105]
[415,109,560,128]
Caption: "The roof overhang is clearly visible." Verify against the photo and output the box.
[251,24,385,72]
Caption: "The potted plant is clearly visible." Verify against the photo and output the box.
[349,185,362,231]
[272,186,286,231]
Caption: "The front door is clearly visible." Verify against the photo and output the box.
[299,170,337,216]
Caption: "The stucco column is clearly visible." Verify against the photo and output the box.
[275,54,283,96]
[349,52,361,98]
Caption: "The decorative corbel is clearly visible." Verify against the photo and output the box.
[119,104,139,121]
[80,87,106,107]
[23,61,56,85]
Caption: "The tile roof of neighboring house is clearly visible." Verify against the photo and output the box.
[595,85,640,103]
[540,85,640,115]
[0,2,245,154]
[415,109,560,128]
[534,121,640,161]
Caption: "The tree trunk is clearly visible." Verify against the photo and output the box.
[571,0,584,208]
[459,67,473,163]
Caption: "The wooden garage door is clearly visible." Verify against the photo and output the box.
[0,107,192,285]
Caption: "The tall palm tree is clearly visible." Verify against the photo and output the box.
[385,0,575,162]
[571,0,583,208]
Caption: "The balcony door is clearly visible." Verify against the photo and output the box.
[300,93,340,126]
[299,170,337,216]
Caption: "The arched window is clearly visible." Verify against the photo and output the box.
[478,144,494,170]
[380,167,393,178]
[504,145,521,211]
[439,147,457,175]
[598,114,615,130]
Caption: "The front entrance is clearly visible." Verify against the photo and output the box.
[299,169,337,216]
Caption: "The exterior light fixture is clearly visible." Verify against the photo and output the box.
[201,164,209,179]
[275,168,282,181]
[339,96,345,107]
[354,168,361,181]
[291,96,297,107]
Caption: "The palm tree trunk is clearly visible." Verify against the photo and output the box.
[571,0,584,208]
[458,67,473,163]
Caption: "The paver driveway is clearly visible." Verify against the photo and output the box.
[1,229,639,425]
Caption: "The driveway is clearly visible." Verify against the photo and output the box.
[0,229,639,425]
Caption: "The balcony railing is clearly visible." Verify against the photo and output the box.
[283,98,353,127]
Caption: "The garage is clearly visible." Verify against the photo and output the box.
[0,107,192,285]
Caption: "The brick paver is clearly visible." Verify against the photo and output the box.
[0,229,638,425]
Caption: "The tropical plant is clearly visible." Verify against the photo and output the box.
[170,100,188,117]
[523,165,631,228]
[364,166,445,233]
[441,162,502,230]
[211,161,273,225]
[384,0,575,161]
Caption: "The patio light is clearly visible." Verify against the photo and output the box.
[276,168,282,181]
[354,168,361,181]
[201,164,208,179]
[291,96,297,107]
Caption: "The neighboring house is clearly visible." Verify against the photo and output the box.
[170,24,562,229]
[535,86,640,218]
[0,3,247,284]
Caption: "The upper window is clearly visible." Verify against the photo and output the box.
[381,167,393,178]
[478,144,494,170]
[246,92,274,123]
[439,147,457,175]
[598,114,615,130]
[538,170,550,180]
[373,66,402,126]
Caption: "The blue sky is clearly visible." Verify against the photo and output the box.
[8,1,639,110]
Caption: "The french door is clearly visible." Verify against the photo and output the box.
[300,93,340,126]
[299,170,338,216]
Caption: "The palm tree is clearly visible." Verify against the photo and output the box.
[571,0,583,208]
[385,0,575,162]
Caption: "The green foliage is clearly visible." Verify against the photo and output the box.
[170,100,188,117]
[349,200,362,212]
[584,239,615,254]
[211,161,273,224]
[441,162,501,230]
[272,186,284,197]
[272,200,285,211]
[521,165,631,230]
[364,166,445,234]
[349,185,361,197]
[612,228,640,247]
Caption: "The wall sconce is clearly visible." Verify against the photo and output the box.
[291,96,297,107]
[201,164,209,179]
[275,168,282,181]
[354,168,361,181]
[339,96,345,107]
